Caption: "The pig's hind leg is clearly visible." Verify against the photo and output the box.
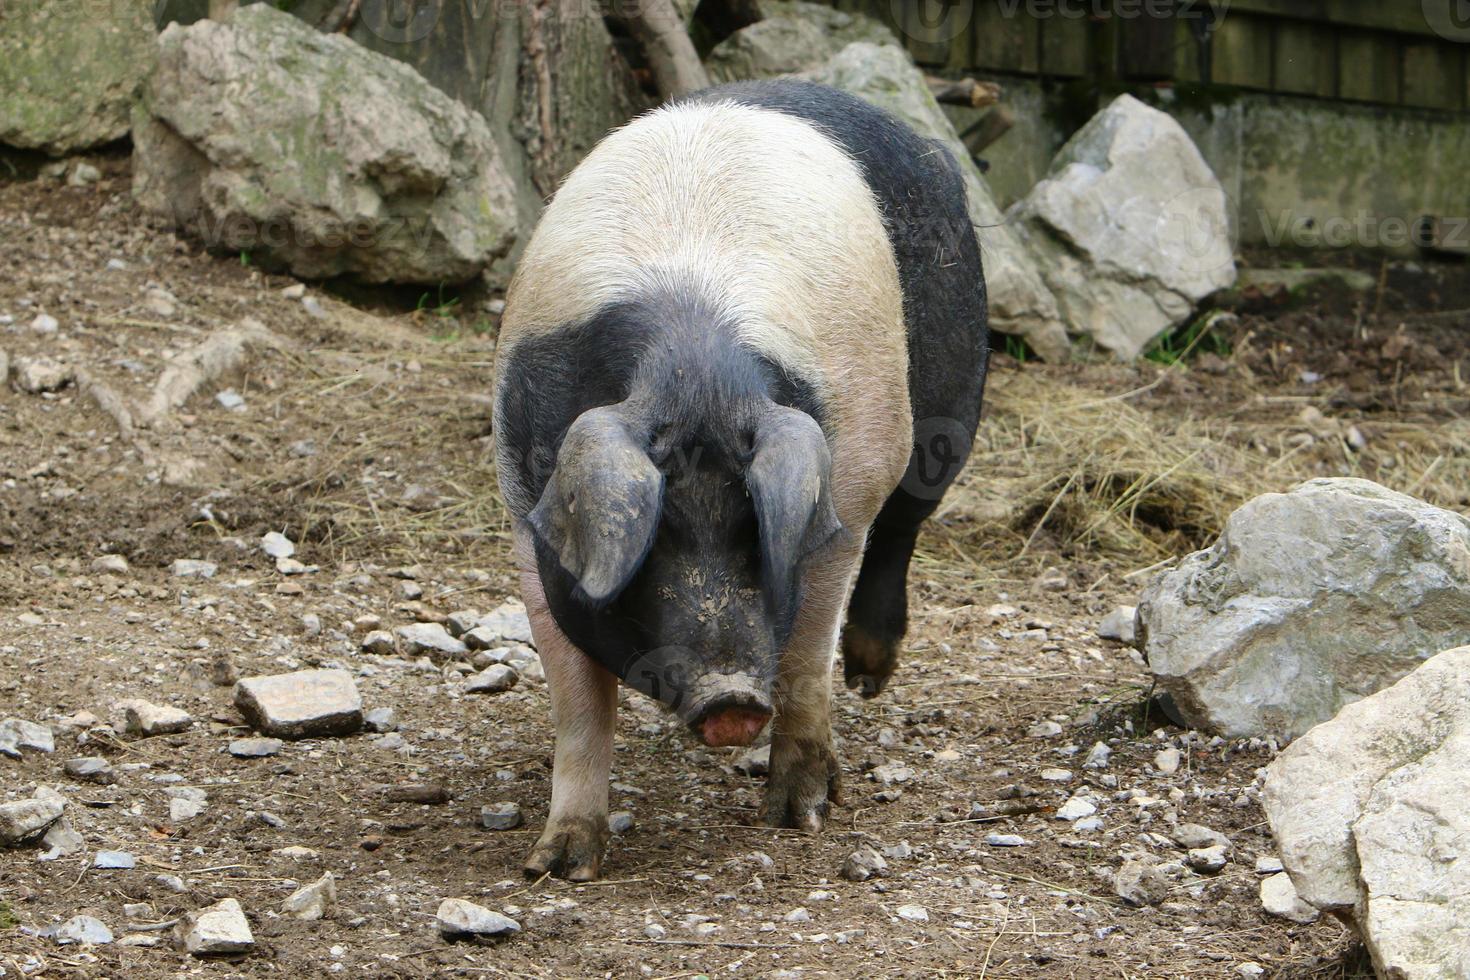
[519,561,618,881]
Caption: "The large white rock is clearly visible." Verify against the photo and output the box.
[799,43,1070,362]
[178,898,255,956]
[0,0,156,154]
[1263,647,1470,979]
[705,1,900,84]
[132,5,518,285]
[1138,478,1470,740]
[234,669,363,739]
[0,792,65,846]
[1009,94,1236,360]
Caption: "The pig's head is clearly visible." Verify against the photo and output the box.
[526,398,842,747]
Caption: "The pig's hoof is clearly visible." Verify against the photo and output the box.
[523,816,609,882]
[841,625,898,699]
[762,736,841,831]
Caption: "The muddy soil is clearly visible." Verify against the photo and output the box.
[4,153,1464,978]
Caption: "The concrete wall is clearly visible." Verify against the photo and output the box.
[947,82,1470,256]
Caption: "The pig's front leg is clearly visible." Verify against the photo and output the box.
[519,561,617,881]
[764,542,862,830]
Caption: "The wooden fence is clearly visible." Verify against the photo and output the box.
[832,0,1470,111]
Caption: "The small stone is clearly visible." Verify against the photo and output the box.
[735,744,770,777]
[12,356,73,393]
[841,846,887,882]
[480,802,522,830]
[1037,567,1069,592]
[395,623,467,661]
[644,922,667,939]
[1186,844,1229,873]
[180,897,255,955]
[273,845,319,861]
[1055,796,1097,821]
[437,898,520,942]
[276,557,310,575]
[39,817,85,860]
[1260,872,1319,923]
[1083,741,1112,769]
[1039,767,1072,782]
[1153,747,1182,774]
[301,295,328,319]
[867,763,915,786]
[260,531,295,559]
[30,313,59,335]
[1172,823,1229,851]
[91,554,130,575]
[68,162,102,186]
[95,850,136,869]
[985,833,1028,847]
[170,559,217,579]
[234,668,363,739]
[280,283,306,299]
[608,810,635,834]
[1097,605,1137,645]
[883,841,914,860]
[55,915,112,945]
[1114,860,1170,907]
[784,907,811,923]
[282,872,336,920]
[445,610,481,637]
[1235,962,1266,977]
[361,630,396,655]
[118,699,193,736]
[215,388,246,411]
[156,874,187,892]
[397,580,423,600]
[167,786,208,822]
[1254,855,1284,874]
[1027,720,1063,738]
[0,717,54,757]
[229,737,284,758]
[476,602,534,645]
[896,904,929,922]
[0,793,65,845]
[465,664,518,694]
[364,707,397,733]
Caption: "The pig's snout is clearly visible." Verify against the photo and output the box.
[684,674,773,748]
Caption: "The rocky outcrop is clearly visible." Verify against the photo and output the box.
[0,0,156,154]
[132,5,519,285]
[705,1,900,83]
[1009,94,1236,359]
[1263,647,1470,979]
[801,43,1070,361]
[1138,478,1470,740]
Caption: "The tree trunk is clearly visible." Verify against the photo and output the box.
[612,0,711,98]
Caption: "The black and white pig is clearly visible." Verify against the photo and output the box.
[493,80,988,880]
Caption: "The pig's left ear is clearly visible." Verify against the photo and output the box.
[747,405,844,617]
[527,406,664,607]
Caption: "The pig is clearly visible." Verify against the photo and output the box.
[493,80,988,880]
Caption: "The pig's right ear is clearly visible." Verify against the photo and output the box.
[526,407,664,607]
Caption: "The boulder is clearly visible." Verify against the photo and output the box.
[800,44,1069,361]
[0,0,156,154]
[1138,478,1470,740]
[132,6,519,285]
[1009,94,1236,360]
[1263,647,1470,978]
[705,1,899,84]
[178,897,254,956]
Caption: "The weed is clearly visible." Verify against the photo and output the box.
[1144,311,1232,366]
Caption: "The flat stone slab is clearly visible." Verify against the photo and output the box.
[179,897,255,956]
[395,623,467,661]
[0,795,65,845]
[118,699,193,737]
[437,898,520,942]
[234,669,363,739]
[0,717,55,757]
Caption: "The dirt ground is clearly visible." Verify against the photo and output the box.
[2,150,1466,979]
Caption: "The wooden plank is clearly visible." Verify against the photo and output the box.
[1210,12,1275,91]
[902,0,971,68]
[969,0,1039,74]
[1402,39,1465,109]
[1337,30,1401,104]
[1038,11,1089,78]
[1273,19,1336,96]
[1225,0,1447,38]
[1119,6,1177,80]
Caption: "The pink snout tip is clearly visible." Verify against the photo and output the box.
[698,706,772,748]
